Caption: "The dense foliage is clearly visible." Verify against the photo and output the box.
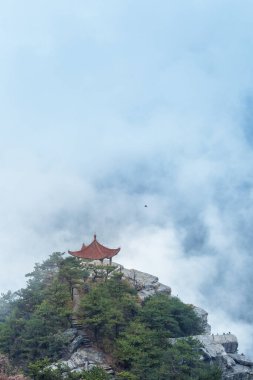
[0,254,221,379]
[0,253,87,365]
[79,275,221,380]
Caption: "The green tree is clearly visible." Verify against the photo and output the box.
[58,256,89,292]
[0,291,17,322]
[79,273,138,347]
[140,294,203,337]
[116,321,164,373]
[159,339,221,380]
[116,326,221,380]
[0,253,221,380]
[0,253,73,365]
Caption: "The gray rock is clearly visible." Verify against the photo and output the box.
[214,334,238,354]
[223,364,253,379]
[68,335,85,353]
[169,334,227,360]
[121,267,171,300]
[196,334,238,355]
[170,334,253,380]
[60,347,107,371]
[197,335,227,359]
[137,288,156,300]
[193,306,211,334]
[223,355,237,369]
[156,282,172,295]
[121,268,159,290]
[63,328,78,343]
[62,264,253,380]
[229,354,253,367]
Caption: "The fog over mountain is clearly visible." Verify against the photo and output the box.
[1,0,253,355]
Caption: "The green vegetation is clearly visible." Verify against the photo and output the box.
[79,272,138,344]
[28,359,109,380]
[80,275,220,379]
[0,253,87,365]
[0,254,221,379]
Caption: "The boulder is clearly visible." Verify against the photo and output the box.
[211,334,238,354]
[68,335,85,354]
[229,354,253,367]
[193,306,211,334]
[224,364,253,379]
[156,282,172,295]
[121,268,159,290]
[60,347,107,372]
[169,334,253,380]
[192,333,238,356]
[121,267,171,300]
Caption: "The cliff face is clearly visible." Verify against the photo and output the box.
[197,335,253,379]
[120,265,253,379]
[170,334,253,380]
[65,262,253,379]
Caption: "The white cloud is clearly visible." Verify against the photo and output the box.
[0,0,253,356]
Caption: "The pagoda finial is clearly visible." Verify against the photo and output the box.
[94,234,97,240]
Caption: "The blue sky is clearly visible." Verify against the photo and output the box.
[1,0,253,354]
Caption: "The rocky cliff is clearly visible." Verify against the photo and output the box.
[59,262,253,379]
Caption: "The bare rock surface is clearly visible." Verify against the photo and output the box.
[229,354,253,367]
[197,333,238,355]
[68,335,86,354]
[63,347,106,371]
[224,365,253,380]
[170,333,253,379]
[193,306,211,334]
[120,267,171,300]
[50,347,114,375]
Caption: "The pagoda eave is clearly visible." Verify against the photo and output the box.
[68,247,120,260]
[68,235,120,261]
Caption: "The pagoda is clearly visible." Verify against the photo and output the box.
[68,234,120,264]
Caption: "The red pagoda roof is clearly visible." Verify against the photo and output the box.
[68,235,120,260]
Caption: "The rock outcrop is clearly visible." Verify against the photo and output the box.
[56,347,113,375]
[117,265,253,379]
[52,329,114,375]
[120,267,171,300]
[56,264,252,380]
[170,334,253,379]
[193,306,211,335]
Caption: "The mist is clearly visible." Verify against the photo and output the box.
[0,0,253,355]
